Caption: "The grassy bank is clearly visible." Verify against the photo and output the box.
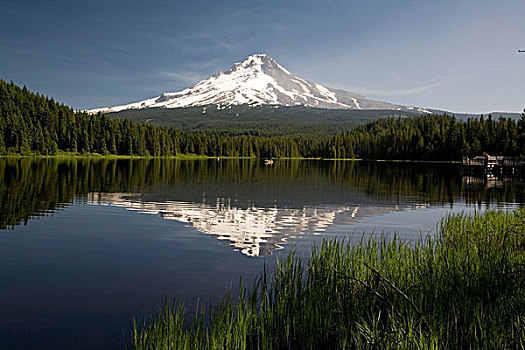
[130,209,525,349]
[0,152,252,160]
[1,153,464,163]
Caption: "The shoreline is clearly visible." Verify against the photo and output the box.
[0,153,462,164]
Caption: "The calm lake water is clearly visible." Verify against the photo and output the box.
[0,158,523,349]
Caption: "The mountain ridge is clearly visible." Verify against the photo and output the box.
[88,54,431,114]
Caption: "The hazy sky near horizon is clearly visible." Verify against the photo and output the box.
[1,0,524,113]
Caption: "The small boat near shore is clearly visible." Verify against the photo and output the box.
[264,159,274,165]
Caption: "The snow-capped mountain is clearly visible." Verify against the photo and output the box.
[88,54,430,113]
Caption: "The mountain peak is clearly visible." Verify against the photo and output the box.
[230,54,283,73]
[231,54,267,71]
[88,55,431,114]
[242,53,270,63]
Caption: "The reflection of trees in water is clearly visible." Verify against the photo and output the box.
[0,158,523,230]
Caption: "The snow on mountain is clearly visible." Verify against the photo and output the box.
[88,54,430,114]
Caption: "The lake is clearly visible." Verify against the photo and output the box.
[0,158,522,349]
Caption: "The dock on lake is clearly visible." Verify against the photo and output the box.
[463,155,525,176]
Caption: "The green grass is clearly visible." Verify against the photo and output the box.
[128,209,525,349]
[0,152,463,163]
[0,152,255,160]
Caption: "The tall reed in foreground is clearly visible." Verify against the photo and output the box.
[128,209,525,349]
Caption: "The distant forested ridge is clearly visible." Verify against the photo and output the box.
[106,105,425,137]
[106,105,522,137]
[1,79,524,160]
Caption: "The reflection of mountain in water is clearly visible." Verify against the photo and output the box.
[87,193,427,257]
[2,158,523,231]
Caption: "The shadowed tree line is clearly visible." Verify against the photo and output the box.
[1,79,524,159]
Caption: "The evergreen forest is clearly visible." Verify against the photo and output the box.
[1,79,524,160]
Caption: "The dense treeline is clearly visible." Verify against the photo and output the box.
[1,79,524,160]
[331,113,525,160]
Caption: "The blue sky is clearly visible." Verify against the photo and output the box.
[1,0,524,113]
